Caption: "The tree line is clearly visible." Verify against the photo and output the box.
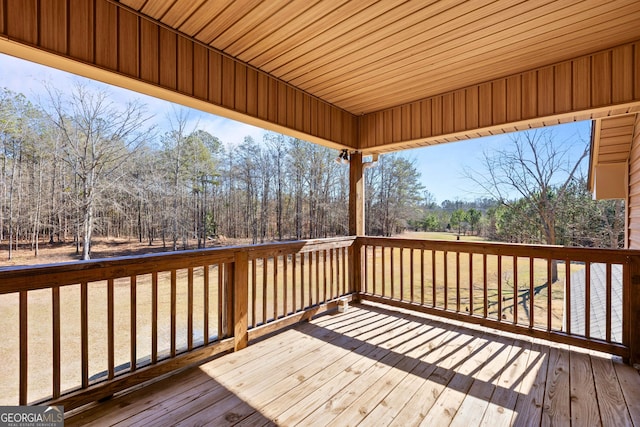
[0,83,624,262]
[0,83,425,260]
[411,130,625,249]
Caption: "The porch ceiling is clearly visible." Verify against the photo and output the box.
[1,1,640,152]
[120,0,640,116]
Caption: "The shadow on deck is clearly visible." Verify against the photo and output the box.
[66,302,640,426]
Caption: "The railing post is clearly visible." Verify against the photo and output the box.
[232,251,249,351]
[629,256,640,366]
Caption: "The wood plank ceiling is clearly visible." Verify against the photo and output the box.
[118,0,640,116]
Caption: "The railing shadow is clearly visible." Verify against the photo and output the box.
[66,365,276,426]
[295,302,550,424]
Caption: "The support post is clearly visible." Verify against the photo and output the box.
[349,152,364,296]
[233,251,249,351]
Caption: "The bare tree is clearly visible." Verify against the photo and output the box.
[45,81,154,259]
[465,128,589,278]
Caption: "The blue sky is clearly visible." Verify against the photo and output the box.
[0,53,591,203]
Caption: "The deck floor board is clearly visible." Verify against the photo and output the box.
[66,303,640,427]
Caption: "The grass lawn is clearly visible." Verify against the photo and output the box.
[400,231,488,242]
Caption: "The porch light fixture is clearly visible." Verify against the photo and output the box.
[335,149,350,164]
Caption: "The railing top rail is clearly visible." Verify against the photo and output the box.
[0,236,357,294]
[357,236,640,263]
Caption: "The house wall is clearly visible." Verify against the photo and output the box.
[627,114,640,248]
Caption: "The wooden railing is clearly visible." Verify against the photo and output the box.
[358,237,640,361]
[1,235,639,411]
[0,237,355,410]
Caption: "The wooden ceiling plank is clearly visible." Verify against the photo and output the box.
[178,0,232,36]
[195,0,263,44]
[600,128,635,139]
[601,115,637,128]
[140,0,175,20]
[312,1,608,98]
[288,0,537,88]
[118,0,147,11]
[598,142,632,154]
[247,0,377,69]
[160,0,207,29]
[599,153,630,162]
[319,0,629,102]
[313,0,618,104]
[234,0,350,63]
[600,133,634,144]
[226,0,323,58]
[257,0,410,73]
[335,13,639,113]
[211,0,292,50]
[271,0,464,78]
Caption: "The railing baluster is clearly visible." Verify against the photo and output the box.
[292,254,297,313]
[344,248,350,296]
[421,249,425,305]
[263,257,268,324]
[224,262,234,339]
[410,248,415,303]
[300,252,305,309]
[315,251,320,305]
[363,245,368,294]
[330,249,334,299]
[204,266,210,344]
[329,248,340,298]
[342,247,347,295]
[547,259,553,331]
[284,254,288,315]
[131,276,137,371]
[443,251,448,310]
[585,261,591,337]
[81,282,89,388]
[456,251,460,312]
[623,259,632,359]
[309,252,313,307]
[323,250,327,303]
[170,270,177,358]
[19,291,27,405]
[484,254,488,318]
[513,256,518,324]
[497,255,502,321]
[250,260,256,327]
[273,257,278,320]
[217,264,223,339]
[151,271,158,364]
[529,258,534,328]
[187,268,193,351]
[432,250,436,307]
[52,286,60,399]
[391,247,395,299]
[469,253,473,316]
[606,263,612,342]
[382,247,386,298]
[109,278,115,375]
[565,260,571,335]
[400,247,404,301]
[547,258,552,332]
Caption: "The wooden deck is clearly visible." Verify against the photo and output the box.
[66,302,640,427]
